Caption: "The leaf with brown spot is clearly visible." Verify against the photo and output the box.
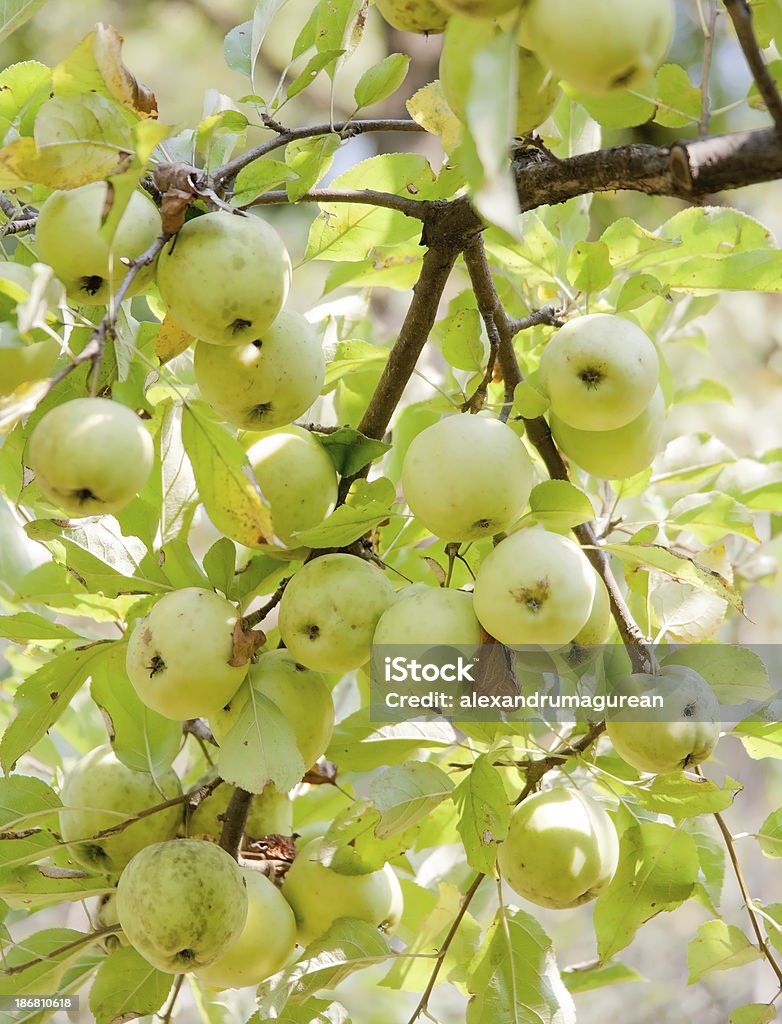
[303,760,338,785]
[93,23,158,118]
[230,617,266,668]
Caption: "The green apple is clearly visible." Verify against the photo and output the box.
[521,0,674,94]
[278,554,396,673]
[35,182,162,304]
[188,778,293,839]
[440,20,560,136]
[498,787,619,908]
[0,329,59,397]
[125,588,248,721]
[402,414,534,541]
[157,211,291,347]
[281,838,404,946]
[209,650,334,769]
[26,397,154,516]
[116,839,248,973]
[435,0,519,19]
[572,572,611,646]
[195,868,296,989]
[550,386,666,480]
[193,311,325,430]
[375,0,448,33]
[539,314,659,431]
[473,528,596,646]
[373,585,482,648]
[96,892,127,950]
[58,745,181,877]
[246,426,337,546]
[606,665,720,774]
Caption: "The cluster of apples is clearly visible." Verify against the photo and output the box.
[375,0,674,140]
[540,312,666,480]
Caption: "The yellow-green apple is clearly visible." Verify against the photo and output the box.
[195,868,296,988]
[550,386,666,480]
[116,839,248,972]
[539,314,659,430]
[278,554,396,673]
[188,778,293,839]
[375,0,448,33]
[246,426,337,546]
[281,838,404,946]
[373,585,482,649]
[35,182,161,304]
[125,588,247,720]
[606,664,720,774]
[521,0,674,94]
[26,397,153,516]
[435,0,519,19]
[210,650,334,769]
[193,311,325,430]
[402,414,534,541]
[473,528,596,646]
[157,211,291,346]
[59,744,182,877]
[498,787,619,908]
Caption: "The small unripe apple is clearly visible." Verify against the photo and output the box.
[550,387,666,480]
[246,426,337,546]
[0,332,59,396]
[373,585,482,648]
[59,744,182,877]
[193,311,325,431]
[606,665,720,775]
[35,182,162,304]
[281,838,404,946]
[539,314,659,431]
[440,21,560,136]
[498,787,619,908]
[96,892,127,950]
[473,528,596,646]
[278,554,396,673]
[195,868,296,989]
[375,0,448,33]
[434,0,519,19]
[116,839,248,973]
[26,397,153,516]
[125,588,248,721]
[157,211,291,347]
[402,414,534,541]
[210,650,334,769]
[188,778,293,839]
[522,0,674,94]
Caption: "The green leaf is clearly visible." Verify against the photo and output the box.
[369,761,454,838]
[317,427,391,476]
[655,64,700,129]
[688,920,762,984]
[251,0,289,78]
[615,273,670,311]
[728,1007,776,1024]
[633,774,740,821]
[90,945,172,1024]
[663,645,770,703]
[323,799,416,873]
[528,480,594,530]
[567,241,613,293]
[454,755,510,874]
[286,132,340,202]
[512,380,549,419]
[159,403,198,545]
[564,82,655,130]
[256,919,390,1017]
[0,775,60,869]
[218,689,305,795]
[0,612,80,642]
[314,0,364,63]
[604,541,744,613]
[668,492,758,543]
[233,157,298,205]
[674,379,733,405]
[181,403,274,548]
[0,0,50,44]
[681,815,724,910]
[203,537,237,596]
[287,49,345,101]
[323,339,388,389]
[292,503,394,548]
[467,907,575,1024]
[224,19,253,76]
[435,307,485,372]
[90,645,181,774]
[0,927,94,996]
[251,1001,350,1024]
[0,60,51,135]
[563,959,644,994]
[0,866,112,909]
[595,821,699,959]
[0,642,117,772]
[354,53,410,109]
[757,807,782,858]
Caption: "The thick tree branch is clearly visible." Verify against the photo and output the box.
[219,787,253,859]
[246,187,426,218]
[212,118,425,190]
[462,236,653,673]
[724,0,782,135]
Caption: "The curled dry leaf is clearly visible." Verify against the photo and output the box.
[229,618,267,668]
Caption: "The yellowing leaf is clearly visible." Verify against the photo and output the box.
[155,316,193,363]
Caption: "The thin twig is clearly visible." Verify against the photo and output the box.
[212,118,425,189]
[0,216,37,237]
[88,776,223,842]
[507,305,563,339]
[161,973,184,1023]
[407,873,485,1024]
[245,187,426,219]
[724,0,782,134]
[699,0,719,136]
[3,926,118,975]
[183,718,218,746]
[242,580,289,630]
[516,721,607,804]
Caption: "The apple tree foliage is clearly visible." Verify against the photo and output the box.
[1,0,782,1021]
